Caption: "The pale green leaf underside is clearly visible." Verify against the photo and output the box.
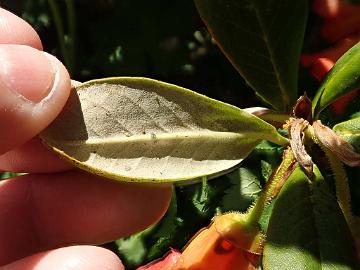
[40,77,287,183]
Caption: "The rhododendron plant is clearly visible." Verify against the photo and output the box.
[127,1,360,268]
[36,1,360,269]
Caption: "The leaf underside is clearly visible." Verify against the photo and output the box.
[40,77,286,183]
[263,165,359,270]
[194,0,308,111]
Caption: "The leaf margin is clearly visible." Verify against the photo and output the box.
[40,77,288,184]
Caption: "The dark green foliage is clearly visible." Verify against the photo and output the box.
[194,0,308,111]
[2,0,257,109]
[115,141,282,269]
[264,166,359,269]
[347,166,360,216]
[0,172,20,180]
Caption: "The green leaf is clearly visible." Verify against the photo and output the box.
[191,178,215,217]
[263,165,359,270]
[116,190,180,267]
[0,172,17,180]
[312,41,360,118]
[261,160,273,181]
[153,190,179,239]
[221,167,262,212]
[0,172,25,180]
[194,0,308,111]
[333,117,360,152]
[40,77,287,184]
[259,200,275,235]
[147,190,181,259]
[251,140,284,170]
[116,231,149,268]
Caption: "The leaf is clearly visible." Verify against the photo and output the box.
[116,231,149,268]
[333,116,360,153]
[312,41,360,118]
[40,77,287,183]
[153,189,179,239]
[263,165,359,270]
[147,190,182,259]
[194,0,308,111]
[258,200,275,235]
[123,174,233,268]
[0,172,22,180]
[261,160,273,182]
[251,140,284,170]
[116,190,181,267]
[221,167,262,212]
[191,178,215,217]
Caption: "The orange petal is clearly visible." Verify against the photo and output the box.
[172,223,259,270]
[312,0,360,42]
[331,89,359,115]
[137,249,181,270]
[322,15,360,42]
[301,35,359,82]
[313,0,343,18]
[214,213,264,255]
[301,56,334,81]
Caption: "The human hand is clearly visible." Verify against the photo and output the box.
[0,7,171,270]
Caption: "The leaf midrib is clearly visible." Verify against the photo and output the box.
[322,51,360,96]
[252,2,289,110]
[49,130,256,146]
[314,45,360,116]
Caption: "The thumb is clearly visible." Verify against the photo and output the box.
[0,44,71,154]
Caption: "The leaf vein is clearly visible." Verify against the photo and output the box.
[252,3,289,109]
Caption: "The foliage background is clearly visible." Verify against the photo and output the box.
[1,0,262,109]
[0,2,262,268]
[0,1,359,269]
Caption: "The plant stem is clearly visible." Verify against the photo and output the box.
[65,0,76,74]
[47,0,72,73]
[246,148,296,227]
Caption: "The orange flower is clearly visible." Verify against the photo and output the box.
[172,220,260,270]
[137,249,182,270]
[301,35,359,115]
[137,213,262,270]
[301,35,359,81]
[313,0,360,42]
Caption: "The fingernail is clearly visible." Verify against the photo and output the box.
[0,44,55,102]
